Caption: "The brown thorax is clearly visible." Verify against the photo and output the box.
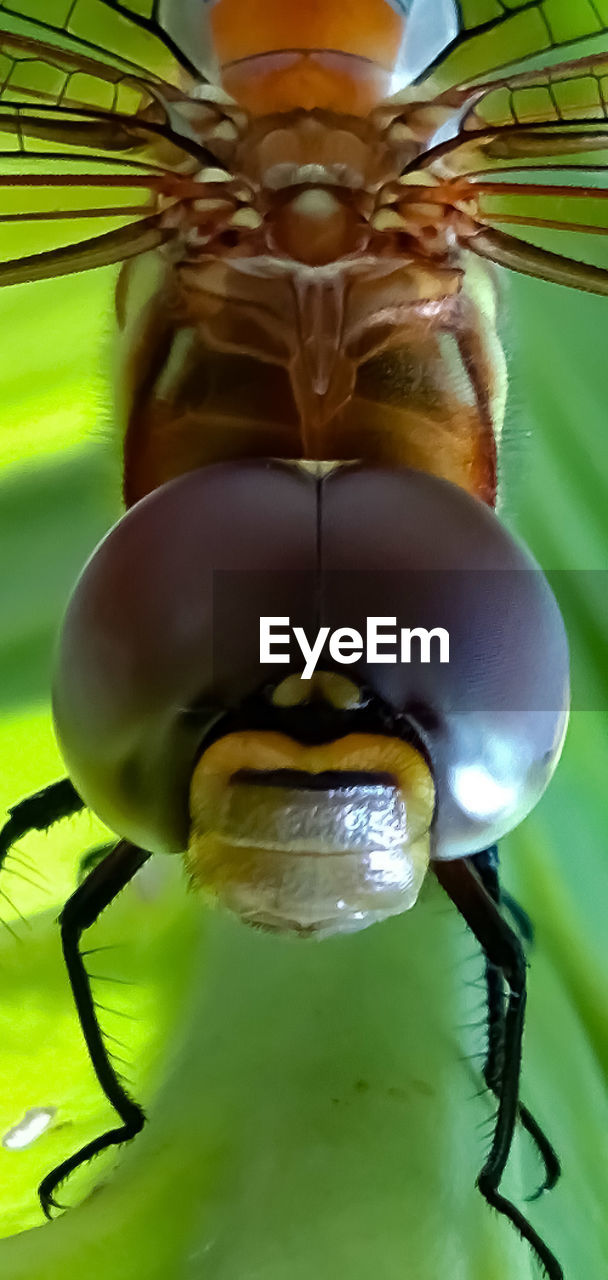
[158,101,473,269]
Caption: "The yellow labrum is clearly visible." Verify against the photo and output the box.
[187,731,434,936]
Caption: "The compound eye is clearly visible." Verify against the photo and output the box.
[321,467,570,857]
[53,463,318,855]
[54,462,569,870]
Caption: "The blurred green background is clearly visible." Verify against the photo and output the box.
[0,8,606,1280]
[0,252,605,1280]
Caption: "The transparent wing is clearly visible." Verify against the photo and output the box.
[431,52,608,133]
[398,54,608,293]
[0,96,211,284]
[0,0,199,86]
[0,18,240,285]
[0,140,174,288]
[416,0,608,93]
[0,26,186,113]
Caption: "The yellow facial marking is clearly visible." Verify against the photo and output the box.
[271,670,363,710]
[186,729,434,937]
[192,731,432,812]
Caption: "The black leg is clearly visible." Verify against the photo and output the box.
[470,848,560,1198]
[39,840,151,1218]
[470,845,534,943]
[434,857,563,1280]
[0,778,83,871]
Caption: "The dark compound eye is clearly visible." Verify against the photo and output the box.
[53,462,569,858]
[319,466,569,857]
[53,460,318,854]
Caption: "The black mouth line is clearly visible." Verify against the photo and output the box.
[230,768,399,791]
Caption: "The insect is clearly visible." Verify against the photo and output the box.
[0,2,606,1274]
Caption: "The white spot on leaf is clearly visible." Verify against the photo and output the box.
[2,1107,56,1151]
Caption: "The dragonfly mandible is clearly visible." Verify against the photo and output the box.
[0,3,606,1276]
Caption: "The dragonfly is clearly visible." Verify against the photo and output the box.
[0,2,606,1275]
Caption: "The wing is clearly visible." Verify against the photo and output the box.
[397,55,608,294]
[0,0,200,85]
[415,0,608,93]
[0,10,243,285]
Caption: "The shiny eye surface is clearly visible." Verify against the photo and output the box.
[53,460,317,854]
[53,462,568,858]
[319,467,569,856]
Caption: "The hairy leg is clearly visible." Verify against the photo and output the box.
[434,856,563,1280]
[39,839,151,1218]
[470,846,560,1198]
[0,779,83,871]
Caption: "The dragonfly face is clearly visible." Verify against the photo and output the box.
[0,0,605,1266]
[52,462,568,933]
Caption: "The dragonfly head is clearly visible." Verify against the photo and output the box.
[53,461,568,938]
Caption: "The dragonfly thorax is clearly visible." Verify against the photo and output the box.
[161,106,458,271]
[235,111,407,192]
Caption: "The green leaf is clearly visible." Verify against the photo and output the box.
[0,262,604,1280]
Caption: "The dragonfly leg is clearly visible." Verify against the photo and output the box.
[38,840,151,1219]
[470,847,559,1198]
[433,856,563,1280]
[0,778,84,871]
[0,777,125,897]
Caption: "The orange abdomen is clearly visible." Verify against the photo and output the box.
[211,0,405,114]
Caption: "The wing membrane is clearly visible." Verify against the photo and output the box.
[444,54,608,133]
[419,0,608,92]
[0,213,168,284]
[464,177,608,235]
[0,15,239,285]
[0,132,172,269]
[394,53,608,288]
[0,0,198,85]
[401,54,608,171]
[0,91,190,280]
[0,100,237,283]
[458,175,608,274]
[0,28,178,114]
